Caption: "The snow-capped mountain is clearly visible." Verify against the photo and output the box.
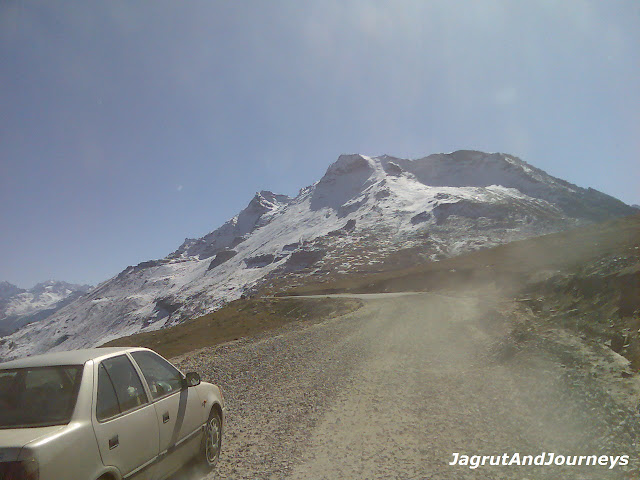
[1,151,635,359]
[0,281,25,301]
[0,280,92,336]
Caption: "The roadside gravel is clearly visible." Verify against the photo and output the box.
[172,297,377,479]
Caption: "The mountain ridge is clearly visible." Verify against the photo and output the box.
[0,150,635,359]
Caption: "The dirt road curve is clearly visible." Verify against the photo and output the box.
[173,293,639,480]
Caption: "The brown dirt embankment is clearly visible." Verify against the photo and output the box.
[102,297,362,359]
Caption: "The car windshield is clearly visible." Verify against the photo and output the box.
[0,365,83,428]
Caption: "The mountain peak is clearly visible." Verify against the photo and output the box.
[249,190,291,211]
[0,281,25,300]
[241,190,290,223]
[30,280,92,295]
[312,154,381,211]
[323,154,375,179]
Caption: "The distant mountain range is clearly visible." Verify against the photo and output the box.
[0,150,635,360]
[0,280,92,336]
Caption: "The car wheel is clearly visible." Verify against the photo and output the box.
[199,409,222,470]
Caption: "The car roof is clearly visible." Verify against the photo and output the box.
[0,347,152,369]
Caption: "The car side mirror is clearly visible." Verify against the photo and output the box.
[184,372,201,388]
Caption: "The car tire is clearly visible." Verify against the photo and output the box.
[198,409,222,470]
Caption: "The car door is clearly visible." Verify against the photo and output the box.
[129,351,205,478]
[92,355,160,479]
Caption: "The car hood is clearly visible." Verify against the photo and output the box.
[0,426,65,457]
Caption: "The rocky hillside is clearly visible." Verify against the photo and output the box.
[291,212,640,372]
[516,215,640,372]
[0,151,635,359]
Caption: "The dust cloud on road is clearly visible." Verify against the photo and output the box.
[174,292,639,480]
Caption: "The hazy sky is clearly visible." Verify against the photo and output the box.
[1,1,639,288]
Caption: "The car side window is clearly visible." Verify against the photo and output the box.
[96,355,148,421]
[96,364,120,421]
[131,351,183,400]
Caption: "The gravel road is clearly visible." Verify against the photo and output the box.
[172,292,640,480]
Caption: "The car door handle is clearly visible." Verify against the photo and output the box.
[163,412,170,423]
[109,435,119,450]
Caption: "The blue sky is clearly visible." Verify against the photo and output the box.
[1,1,639,288]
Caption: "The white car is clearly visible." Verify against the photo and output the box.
[0,347,225,480]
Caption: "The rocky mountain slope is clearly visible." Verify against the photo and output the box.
[0,280,92,336]
[0,150,635,359]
